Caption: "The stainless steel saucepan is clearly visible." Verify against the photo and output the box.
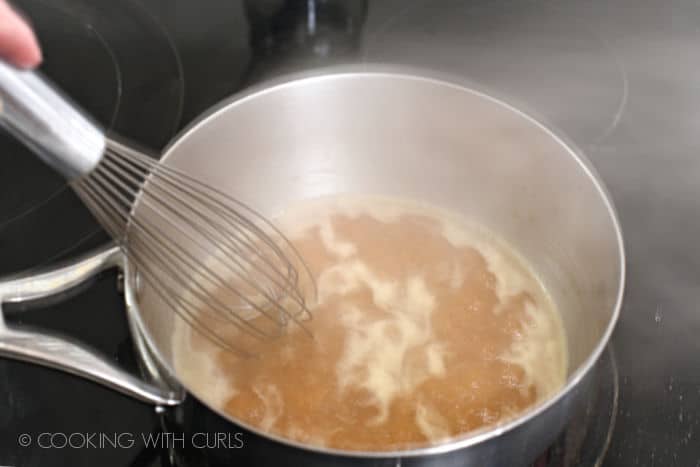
[0,67,625,466]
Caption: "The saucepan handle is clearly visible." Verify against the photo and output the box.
[0,244,184,406]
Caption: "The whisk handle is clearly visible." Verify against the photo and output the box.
[0,60,105,179]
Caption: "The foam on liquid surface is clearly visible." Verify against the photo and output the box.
[173,195,567,451]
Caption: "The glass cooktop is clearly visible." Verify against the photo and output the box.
[1,1,698,466]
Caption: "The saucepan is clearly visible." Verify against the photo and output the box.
[0,66,625,466]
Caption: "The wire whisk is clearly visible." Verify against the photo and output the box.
[0,61,315,356]
[77,140,315,355]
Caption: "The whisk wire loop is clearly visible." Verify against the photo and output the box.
[71,139,316,355]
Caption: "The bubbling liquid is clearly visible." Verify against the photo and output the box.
[173,195,567,451]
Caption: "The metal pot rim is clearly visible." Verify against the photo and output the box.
[126,64,626,458]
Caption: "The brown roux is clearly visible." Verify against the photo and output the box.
[183,198,566,451]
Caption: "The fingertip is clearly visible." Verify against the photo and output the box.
[0,0,43,69]
[15,43,42,69]
[12,12,43,69]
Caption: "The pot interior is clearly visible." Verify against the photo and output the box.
[129,70,624,452]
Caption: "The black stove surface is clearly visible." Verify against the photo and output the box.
[1,1,699,466]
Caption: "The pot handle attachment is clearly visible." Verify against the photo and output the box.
[0,244,184,406]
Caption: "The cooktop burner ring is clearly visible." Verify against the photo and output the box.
[362,0,630,147]
[0,0,185,272]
